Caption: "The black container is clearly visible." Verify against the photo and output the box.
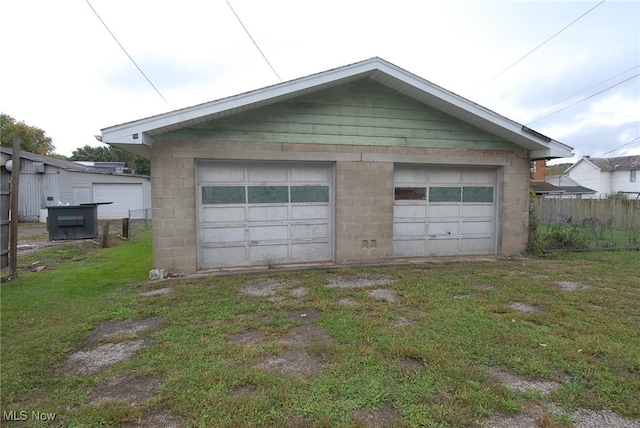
[46,204,100,240]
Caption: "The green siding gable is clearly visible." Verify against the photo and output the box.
[160,79,520,151]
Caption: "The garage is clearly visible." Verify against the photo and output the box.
[197,161,333,269]
[393,165,498,257]
[93,183,144,218]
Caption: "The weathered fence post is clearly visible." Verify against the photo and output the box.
[122,217,129,239]
[101,222,110,248]
[8,137,21,279]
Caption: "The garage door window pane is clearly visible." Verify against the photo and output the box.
[395,187,426,200]
[291,186,329,202]
[429,187,461,202]
[248,186,289,203]
[463,187,494,203]
[202,186,246,204]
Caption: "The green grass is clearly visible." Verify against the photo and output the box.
[1,228,639,427]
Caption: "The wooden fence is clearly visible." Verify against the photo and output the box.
[533,198,640,231]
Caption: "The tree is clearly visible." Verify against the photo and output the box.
[0,113,55,155]
[70,145,120,162]
[70,144,150,175]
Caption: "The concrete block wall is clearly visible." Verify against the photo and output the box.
[335,161,394,263]
[151,139,530,273]
[150,142,197,273]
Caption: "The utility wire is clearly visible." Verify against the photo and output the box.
[226,0,282,82]
[592,137,640,157]
[526,72,639,124]
[470,0,606,95]
[85,0,172,108]
[520,65,640,123]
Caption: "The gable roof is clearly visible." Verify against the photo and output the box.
[566,155,640,173]
[100,57,573,160]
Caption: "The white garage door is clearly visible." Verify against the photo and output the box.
[197,161,333,269]
[93,183,144,218]
[393,166,497,257]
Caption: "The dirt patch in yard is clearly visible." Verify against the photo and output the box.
[326,273,396,288]
[353,404,401,427]
[140,287,172,297]
[240,279,290,296]
[367,288,397,302]
[91,372,163,405]
[89,317,162,341]
[508,302,540,314]
[557,281,591,291]
[482,368,640,427]
[124,410,184,428]
[231,310,334,378]
[399,356,425,374]
[62,340,148,376]
[62,317,161,376]
[256,323,334,378]
[486,367,561,394]
[229,329,265,346]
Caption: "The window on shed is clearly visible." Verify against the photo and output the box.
[631,170,637,183]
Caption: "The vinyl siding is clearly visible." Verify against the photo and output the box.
[160,79,521,152]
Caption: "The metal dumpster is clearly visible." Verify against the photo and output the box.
[46,203,109,240]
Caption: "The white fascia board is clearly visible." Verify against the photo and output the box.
[100,57,573,159]
[369,60,573,159]
[101,61,375,145]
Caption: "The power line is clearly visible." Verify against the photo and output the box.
[520,65,640,123]
[526,72,639,125]
[226,0,282,83]
[592,137,640,158]
[85,0,172,108]
[470,0,606,95]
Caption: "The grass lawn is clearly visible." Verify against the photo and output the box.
[1,225,639,427]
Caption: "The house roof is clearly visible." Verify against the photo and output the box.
[0,147,148,177]
[566,155,640,173]
[1,147,95,173]
[544,174,597,195]
[531,180,564,194]
[100,57,573,160]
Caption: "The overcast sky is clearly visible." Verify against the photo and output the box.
[2,0,638,163]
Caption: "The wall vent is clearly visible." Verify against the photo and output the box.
[33,162,46,173]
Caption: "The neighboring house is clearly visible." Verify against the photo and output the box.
[101,57,573,273]
[565,155,640,199]
[0,148,151,221]
[545,174,597,199]
[530,159,546,181]
[531,159,596,199]
[530,159,596,199]
[530,180,564,198]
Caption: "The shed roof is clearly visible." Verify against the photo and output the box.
[0,147,148,177]
[1,147,94,173]
[101,57,573,160]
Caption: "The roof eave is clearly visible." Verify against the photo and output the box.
[100,57,574,160]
